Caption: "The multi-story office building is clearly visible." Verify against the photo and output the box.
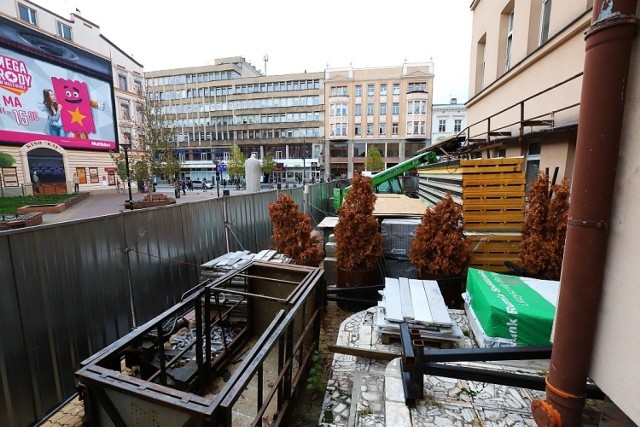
[0,0,144,195]
[145,59,324,184]
[431,98,467,143]
[324,63,434,179]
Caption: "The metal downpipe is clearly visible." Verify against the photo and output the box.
[532,1,638,426]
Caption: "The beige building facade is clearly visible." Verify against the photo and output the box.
[324,63,434,179]
[467,0,640,424]
[466,0,593,187]
[0,0,144,195]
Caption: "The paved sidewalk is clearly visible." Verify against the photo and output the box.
[41,184,249,224]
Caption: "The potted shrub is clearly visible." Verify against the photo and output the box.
[268,193,324,267]
[408,192,470,307]
[333,172,383,310]
[518,172,570,280]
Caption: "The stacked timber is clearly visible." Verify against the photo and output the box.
[461,157,526,273]
[376,277,464,346]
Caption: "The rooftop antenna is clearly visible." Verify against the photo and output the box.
[263,53,269,76]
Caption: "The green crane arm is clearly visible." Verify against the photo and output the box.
[332,152,431,211]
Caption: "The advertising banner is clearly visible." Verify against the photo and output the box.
[0,17,117,151]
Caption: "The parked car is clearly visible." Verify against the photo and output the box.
[191,180,214,189]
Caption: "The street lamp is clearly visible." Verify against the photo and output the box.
[120,142,133,210]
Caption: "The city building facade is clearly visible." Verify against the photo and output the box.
[466,1,640,424]
[145,61,324,184]
[431,98,467,143]
[0,0,144,195]
[324,63,434,179]
[464,0,588,188]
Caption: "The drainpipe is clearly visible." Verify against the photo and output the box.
[532,1,638,426]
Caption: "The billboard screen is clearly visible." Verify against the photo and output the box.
[0,16,117,151]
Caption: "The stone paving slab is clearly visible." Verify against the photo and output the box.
[322,307,605,426]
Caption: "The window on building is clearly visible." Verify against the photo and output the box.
[379,123,386,135]
[330,86,348,96]
[367,103,374,116]
[134,80,143,96]
[355,103,362,116]
[454,119,462,132]
[380,84,387,96]
[438,119,446,132]
[475,34,487,93]
[392,102,400,115]
[539,0,552,45]
[505,10,514,71]
[407,82,427,93]
[118,74,128,91]
[367,124,373,135]
[525,141,541,190]
[392,84,400,95]
[354,143,366,157]
[120,102,130,120]
[392,123,399,135]
[355,85,362,97]
[56,21,72,40]
[367,84,374,96]
[355,124,361,136]
[18,3,37,25]
[379,103,387,116]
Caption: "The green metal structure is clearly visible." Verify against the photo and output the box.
[332,152,431,211]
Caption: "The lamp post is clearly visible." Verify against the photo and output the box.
[121,142,133,210]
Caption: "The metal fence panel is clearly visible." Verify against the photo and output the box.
[0,189,331,425]
[307,182,333,226]
[225,191,278,253]
[0,233,36,427]
[8,215,131,421]
[124,205,197,324]
[179,198,227,267]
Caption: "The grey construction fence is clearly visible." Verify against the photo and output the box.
[0,183,334,426]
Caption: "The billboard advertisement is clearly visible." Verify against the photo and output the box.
[0,16,117,151]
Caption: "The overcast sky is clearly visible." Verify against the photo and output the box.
[45,0,472,104]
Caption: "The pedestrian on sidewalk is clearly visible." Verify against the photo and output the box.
[173,179,180,198]
[181,179,186,195]
[73,173,80,193]
[32,171,40,193]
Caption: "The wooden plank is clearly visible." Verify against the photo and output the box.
[384,278,404,322]
[461,158,524,167]
[463,176,526,186]
[262,250,277,261]
[398,277,415,321]
[327,344,399,361]
[462,199,524,209]
[461,164,524,174]
[409,279,433,324]
[423,280,452,326]
[463,186,525,196]
[465,222,523,231]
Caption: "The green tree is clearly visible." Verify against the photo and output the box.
[0,151,14,168]
[134,97,181,181]
[365,146,384,172]
[0,151,16,197]
[261,151,276,181]
[227,144,246,181]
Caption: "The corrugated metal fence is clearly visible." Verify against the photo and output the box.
[0,184,328,426]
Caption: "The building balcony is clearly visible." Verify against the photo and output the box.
[405,133,428,141]
[328,134,349,142]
